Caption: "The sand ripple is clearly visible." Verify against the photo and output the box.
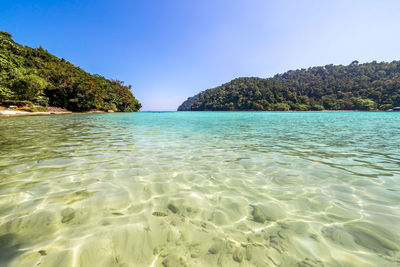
[0,112,400,266]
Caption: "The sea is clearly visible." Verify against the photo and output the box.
[0,111,399,266]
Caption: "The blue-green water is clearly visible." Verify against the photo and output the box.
[0,111,400,266]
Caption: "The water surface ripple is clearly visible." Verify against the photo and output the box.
[0,111,400,266]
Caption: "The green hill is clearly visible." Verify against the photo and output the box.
[0,31,141,112]
[178,60,400,111]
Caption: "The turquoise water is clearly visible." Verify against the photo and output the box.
[0,111,400,266]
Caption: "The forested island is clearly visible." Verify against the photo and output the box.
[178,61,400,111]
[0,31,141,112]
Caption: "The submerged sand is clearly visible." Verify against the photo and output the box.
[0,112,400,266]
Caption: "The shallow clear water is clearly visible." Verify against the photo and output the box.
[1,111,400,267]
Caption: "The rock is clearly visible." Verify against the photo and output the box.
[190,252,200,258]
[152,211,168,217]
[168,203,179,214]
[38,250,47,256]
[61,207,75,223]
[190,248,201,258]
[251,206,266,223]
[250,203,286,223]
[233,248,244,263]
[162,254,187,267]
[208,245,220,254]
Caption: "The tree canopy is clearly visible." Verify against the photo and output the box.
[178,61,400,111]
[0,31,141,112]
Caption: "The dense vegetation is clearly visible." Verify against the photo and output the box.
[176,93,203,111]
[178,60,400,111]
[0,31,141,112]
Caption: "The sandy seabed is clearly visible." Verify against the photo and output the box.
[1,111,400,266]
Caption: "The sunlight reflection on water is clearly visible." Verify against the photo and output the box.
[0,111,399,266]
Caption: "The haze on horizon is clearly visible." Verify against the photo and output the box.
[1,0,400,111]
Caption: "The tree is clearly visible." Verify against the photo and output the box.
[179,60,400,111]
[0,32,141,111]
[11,73,47,101]
[0,86,14,101]
[0,31,12,40]
[350,60,359,66]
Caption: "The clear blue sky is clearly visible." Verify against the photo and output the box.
[1,0,400,110]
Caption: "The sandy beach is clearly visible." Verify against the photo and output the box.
[0,110,72,117]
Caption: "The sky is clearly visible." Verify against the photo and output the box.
[1,0,400,110]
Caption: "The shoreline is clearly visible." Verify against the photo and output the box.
[0,110,73,117]
[0,110,138,117]
[1,110,393,117]
[177,110,388,112]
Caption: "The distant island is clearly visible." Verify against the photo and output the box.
[0,31,141,113]
[178,60,400,111]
